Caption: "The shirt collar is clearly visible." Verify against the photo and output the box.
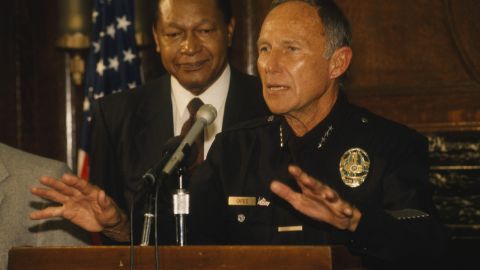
[171,65,231,119]
[280,91,349,148]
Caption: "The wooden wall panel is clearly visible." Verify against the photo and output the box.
[0,0,19,146]
[230,0,271,75]
[0,0,67,161]
[335,0,480,130]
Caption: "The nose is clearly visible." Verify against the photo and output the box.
[180,32,201,55]
[261,50,281,74]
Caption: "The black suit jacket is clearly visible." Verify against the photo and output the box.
[89,68,269,243]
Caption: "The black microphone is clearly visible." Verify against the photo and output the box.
[162,104,217,176]
[142,135,197,187]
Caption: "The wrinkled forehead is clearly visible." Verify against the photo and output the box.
[158,0,223,24]
[259,2,325,45]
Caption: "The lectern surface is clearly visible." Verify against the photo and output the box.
[8,245,363,270]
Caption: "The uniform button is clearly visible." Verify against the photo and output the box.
[361,117,368,124]
[237,214,246,223]
[267,115,274,122]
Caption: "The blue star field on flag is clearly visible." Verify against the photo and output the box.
[78,0,142,178]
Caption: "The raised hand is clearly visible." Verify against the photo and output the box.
[270,165,362,231]
[30,174,127,235]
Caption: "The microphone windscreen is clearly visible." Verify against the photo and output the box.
[196,104,217,125]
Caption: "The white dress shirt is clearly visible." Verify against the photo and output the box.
[171,65,230,158]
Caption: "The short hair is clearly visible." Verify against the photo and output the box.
[270,0,352,59]
[154,0,232,28]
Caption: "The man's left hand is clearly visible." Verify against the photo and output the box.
[270,165,361,232]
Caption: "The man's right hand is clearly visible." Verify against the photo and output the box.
[30,174,130,241]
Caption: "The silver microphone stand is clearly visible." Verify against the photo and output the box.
[173,167,189,246]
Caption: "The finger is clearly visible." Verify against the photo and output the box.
[97,189,112,210]
[272,180,336,221]
[289,165,326,192]
[343,206,353,216]
[322,196,354,219]
[297,180,337,203]
[289,165,335,201]
[61,174,95,195]
[29,206,64,220]
[39,176,76,197]
[288,166,353,217]
[321,188,339,202]
[270,180,302,204]
[31,186,69,204]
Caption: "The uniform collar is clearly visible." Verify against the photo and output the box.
[279,91,349,151]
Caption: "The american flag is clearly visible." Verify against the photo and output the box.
[78,0,142,179]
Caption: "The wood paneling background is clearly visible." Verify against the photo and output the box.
[339,0,480,131]
[0,0,67,161]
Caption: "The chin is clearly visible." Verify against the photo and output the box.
[179,80,210,94]
[266,104,288,115]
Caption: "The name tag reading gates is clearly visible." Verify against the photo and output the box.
[228,196,257,206]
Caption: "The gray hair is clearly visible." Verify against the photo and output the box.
[270,0,352,59]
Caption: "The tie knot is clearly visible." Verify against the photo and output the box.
[187,98,204,117]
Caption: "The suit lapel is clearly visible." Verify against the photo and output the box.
[223,68,267,129]
[134,75,174,168]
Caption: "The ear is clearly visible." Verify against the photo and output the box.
[152,25,161,53]
[329,46,352,79]
[226,18,236,47]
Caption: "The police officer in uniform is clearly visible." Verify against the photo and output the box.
[189,0,449,268]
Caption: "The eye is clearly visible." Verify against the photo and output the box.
[287,46,300,52]
[197,28,214,35]
[165,32,182,38]
[258,45,270,54]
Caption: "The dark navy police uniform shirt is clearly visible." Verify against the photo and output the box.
[189,93,449,268]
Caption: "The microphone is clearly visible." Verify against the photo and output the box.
[162,104,217,176]
[139,135,197,246]
[140,104,216,246]
[142,135,197,187]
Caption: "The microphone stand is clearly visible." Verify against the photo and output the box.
[140,175,159,246]
[173,167,189,246]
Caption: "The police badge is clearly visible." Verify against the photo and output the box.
[339,148,370,188]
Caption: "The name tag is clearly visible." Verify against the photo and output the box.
[278,225,303,232]
[228,196,257,206]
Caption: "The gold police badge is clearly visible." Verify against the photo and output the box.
[339,148,370,188]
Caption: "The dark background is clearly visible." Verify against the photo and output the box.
[1,0,479,267]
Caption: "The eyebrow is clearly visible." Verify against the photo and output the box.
[281,40,300,46]
[257,38,302,47]
[164,19,215,29]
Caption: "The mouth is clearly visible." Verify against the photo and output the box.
[177,60,209,71]
[266,83,289,92]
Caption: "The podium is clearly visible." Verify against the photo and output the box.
[8,245,364,270]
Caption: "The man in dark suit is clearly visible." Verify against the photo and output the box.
[30,0,268,246]
[88,0,268,243]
